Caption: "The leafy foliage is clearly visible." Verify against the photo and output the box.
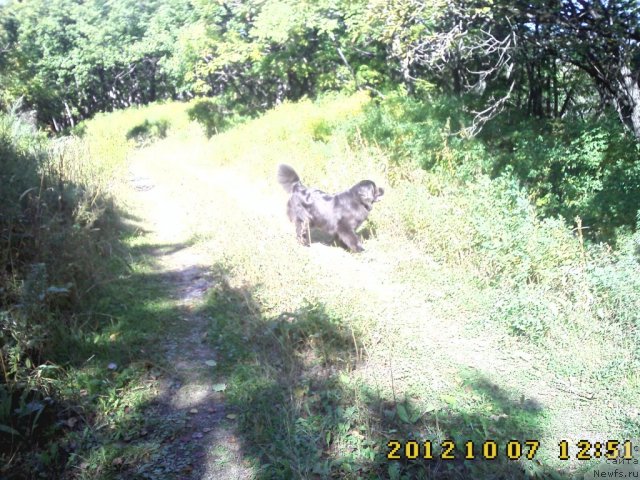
[482,113,640,241]
[2,0,639,146]
[357,89,640,241]
[126,118,170,145]
[186,96,250,138]
[0,0,195,127]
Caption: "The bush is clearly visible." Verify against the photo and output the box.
[355,91,486,174]
[125,118,170,145]
[587,229,640,330]
[187,96,250,138]
[481,114,640,242]
[357,90,640,242]
[492,286,558,342]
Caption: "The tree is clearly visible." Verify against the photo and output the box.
[531,0,640,138]
[0,0,195,129]
[361,0,518,134]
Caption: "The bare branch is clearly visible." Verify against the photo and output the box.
[457,80,516,137]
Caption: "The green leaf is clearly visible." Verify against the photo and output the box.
[0,424,22,437]
[440,394,456,406]
[388,462,401,480]
[410,409,422,424]
[396,404,410,423]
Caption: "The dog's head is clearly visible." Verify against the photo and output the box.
[353,180,384,210]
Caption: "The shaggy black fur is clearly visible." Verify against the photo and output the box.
[277,164,384,252]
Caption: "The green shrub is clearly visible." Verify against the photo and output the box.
[310,118,334,142]
[492,286,558,342]
[482,114,640,242]
[587,229,640,330]
[125,118,170,145]
[355,90,486,174]
[187,96,250,138]
[356,90,640,242]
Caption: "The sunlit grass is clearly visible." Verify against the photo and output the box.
[6,92,636,478]
[104,92,638,478]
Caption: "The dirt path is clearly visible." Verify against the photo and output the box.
[127,161,254,479]
[123,140,631,477]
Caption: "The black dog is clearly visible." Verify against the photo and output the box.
[277,164,384,252]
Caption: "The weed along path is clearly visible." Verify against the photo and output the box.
[119,134,634,479]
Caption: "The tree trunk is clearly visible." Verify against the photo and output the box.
[452,63,462,95]
[616,65,640,139]
[63,101,75,128]
[552,58,558,117]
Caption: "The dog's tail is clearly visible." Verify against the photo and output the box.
[277,164,301,193]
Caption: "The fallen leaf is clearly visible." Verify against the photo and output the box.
[204,360,217,367]
[226,414,237,420]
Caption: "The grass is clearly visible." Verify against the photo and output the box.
[3,90,639,478]
[115,92,639,478]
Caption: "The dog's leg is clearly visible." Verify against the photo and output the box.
[296,219,311,246]
[336,226,364,252]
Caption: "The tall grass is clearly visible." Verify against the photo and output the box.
[352,89,640,395]
[3,90,638,477]
[0,105,134,475]
[0,97,242,477]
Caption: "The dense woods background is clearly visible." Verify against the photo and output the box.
[2,0,639,136]
[1,1,640,478]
